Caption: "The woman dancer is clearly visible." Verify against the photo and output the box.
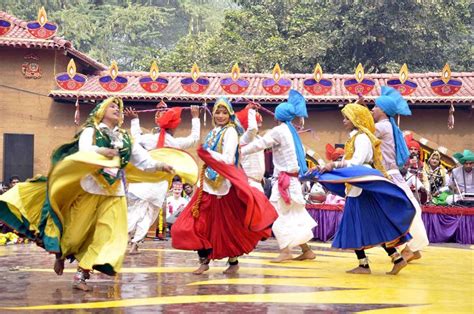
[171,97,277,275]
[0,97,174,290]
[313,103,415,275]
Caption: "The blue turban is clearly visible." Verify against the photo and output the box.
[275,90,308,176]
[375,86,411,167]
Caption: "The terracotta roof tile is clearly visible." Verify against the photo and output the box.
[49,71,474,104]
[0,11,106,70]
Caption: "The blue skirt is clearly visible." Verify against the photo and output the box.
[332,190,412,250]
[301,166,415,250]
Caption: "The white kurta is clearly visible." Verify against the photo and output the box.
[204,126,239,196]
[78,123,161,197]
[240,109,265,192]
[375,120,429,251]
[242,123,317,249]
[127,117,200,242]
[446,166,474,205]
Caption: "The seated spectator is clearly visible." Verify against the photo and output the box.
[166,181,188,232]
[402,137,429,204]
[423,150,451,205]
[182,183,194,201]
[8,175,20,189]
[447,149,474,205]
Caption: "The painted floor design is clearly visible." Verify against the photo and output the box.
[0,239,472,313]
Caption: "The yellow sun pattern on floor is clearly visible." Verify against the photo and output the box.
[0,241,472,313]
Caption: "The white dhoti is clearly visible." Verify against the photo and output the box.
[270,177,317,249]
[389,170,429,251]
[127,181,168,243]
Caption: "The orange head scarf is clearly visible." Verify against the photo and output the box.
[235,103,263,131]
[156,107,183,148]
[325,143,345,161]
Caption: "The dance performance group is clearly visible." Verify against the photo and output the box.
[0,85,429,291]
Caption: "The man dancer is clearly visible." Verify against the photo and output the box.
[372,86,429,262]
[241,90,317,262]
[236,103,266,192]
[125,105,200,253]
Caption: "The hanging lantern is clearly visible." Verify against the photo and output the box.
[99,61,128,92]
[303,63,332,95]
[74,98,80,126]
[220,63,250,94]
[344,63,375,95]
[27,7,58,39]
[387,64,418,95]
[447,103,455,130]
[139,61,168,93]
[262,64,291,95]
[430,64,462,96]
[180,63,210,94]
[55,59,87,91]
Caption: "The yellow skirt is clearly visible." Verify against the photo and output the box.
[0,149,198,276]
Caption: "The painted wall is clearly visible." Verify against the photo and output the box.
[0,46,472,181]
[0,47,76,181]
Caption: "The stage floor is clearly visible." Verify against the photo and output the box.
[0,239,472,313]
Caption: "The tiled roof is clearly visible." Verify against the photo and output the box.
[49,70,474,104]
[0,11,107,70]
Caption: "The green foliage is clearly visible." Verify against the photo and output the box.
[164,0,472,73]
[0,0,471,73]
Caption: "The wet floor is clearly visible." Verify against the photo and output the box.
[0,239,472,313]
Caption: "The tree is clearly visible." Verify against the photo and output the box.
[165,0,472,73]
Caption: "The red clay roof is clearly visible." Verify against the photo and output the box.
[49,70,474,105]
[0,11,106,70]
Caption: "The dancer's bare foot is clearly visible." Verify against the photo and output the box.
[73,281,92,291]
[402,247,421,263]
[386,259,408,275]
[346,266,371,274]
[223,264,239,274]
[192,264,210,275]
[293,250,316,261]
[271,251,293,263]
[129,243,139,255]
[53,258,65,275]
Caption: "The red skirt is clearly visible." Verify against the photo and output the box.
[171,147,278,260]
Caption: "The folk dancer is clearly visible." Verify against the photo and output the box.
[371,86,429,262]
[235,103,265,192]
[171,97,278,275]
[125,105,200,252]
[0,97,174,290]
[316,103,415,275]
[241,90,317,262]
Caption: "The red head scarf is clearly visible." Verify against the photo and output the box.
[156,107,183,148]
[404,134,423,161]
[325,144,345,162]
[235,103,263,130]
